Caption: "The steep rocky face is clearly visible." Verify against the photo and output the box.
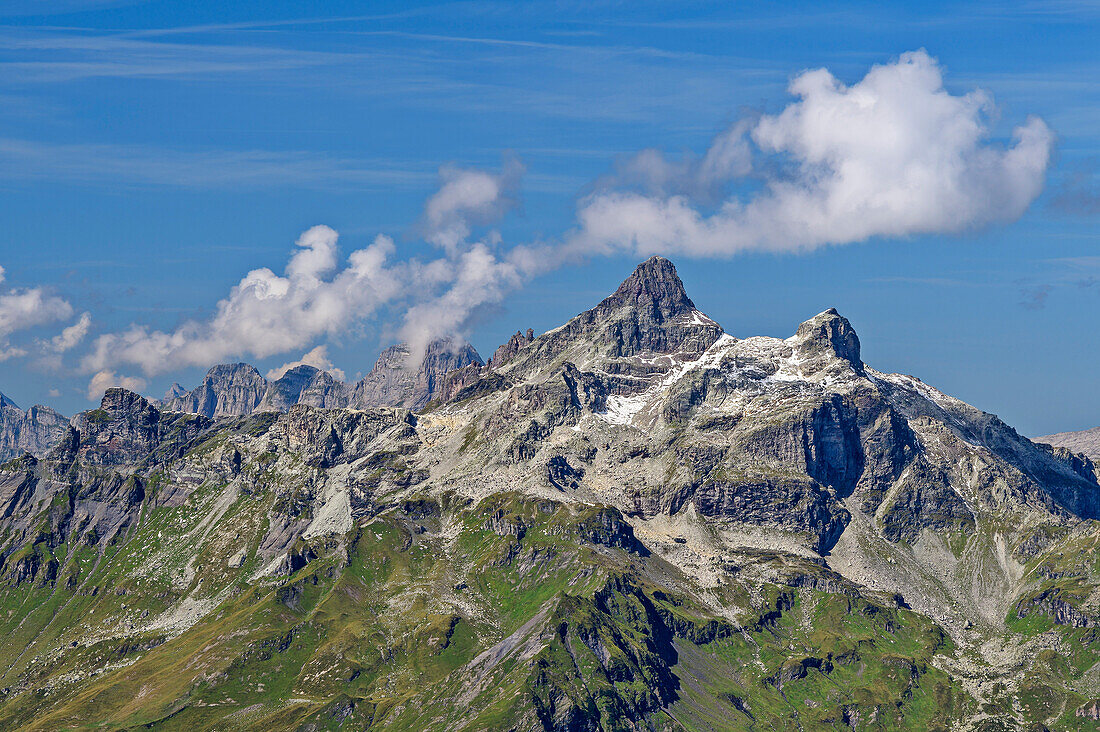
[481,257,723,391]
[257,364,350,412]
[1,258,1100,730]
[158,340,481,418]
[350,338,483,410]
[161,362,267,417]
[162,383,187,401]
[489,328,534,367]
[71,388,210,467]
[1038,425,1100,459]
[0,393,68,462]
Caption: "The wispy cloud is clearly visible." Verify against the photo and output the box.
[0,138,434,190]
[0,26,353,83]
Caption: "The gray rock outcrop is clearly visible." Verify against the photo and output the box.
[0,391,68,462]
[350,339,483,410]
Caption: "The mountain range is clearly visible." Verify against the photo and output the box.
[159,338,483,417]
[1037,427,1100,460]
[0,257,1099,730]
[0,393,68,463]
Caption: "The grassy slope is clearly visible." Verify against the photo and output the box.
[0,482,1002,732]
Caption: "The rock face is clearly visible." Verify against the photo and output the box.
[161,363,268,417]
[0,392,68,462]
[1037,425,1100,459]
[500,256,723,377]
[1,257,1100,730]
[350,338,483,410]
[257,365,350,412]
[159,340,481,418]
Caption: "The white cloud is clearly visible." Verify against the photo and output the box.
[600,119,753,202]
[50,311,91,353]
[266,345,347,382]
[47,388,61,398]
[71,51,1057,382]
[87,370,147,401]
[422,157,523,254]
[0,265,75,360]
[83,226,404,376]
[399,242,524,358]
[568,50,1053,258]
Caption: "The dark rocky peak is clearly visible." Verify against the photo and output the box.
[260,364,349,411]
[163,362,267,418]
[97,388,160,424]
[491,329,535,368]
[598,255,696,320]
[72,388,162,466]
[490,257,722,377]
[794,308,863,373]
[0,391,18,409]
[164,383,187,400]
[70,388,213,467]
[351,338,483,410]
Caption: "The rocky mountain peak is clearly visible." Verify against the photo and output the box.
[599,255,695,320]
[492,256,721,374]
[98,387,159,421]
[350,338,483,410]
[0,391,18,409]
[163,383,187,400]
[0,392,68,461]
[162,362,268,418]
[794,307,863,372]
[259,364,349,412]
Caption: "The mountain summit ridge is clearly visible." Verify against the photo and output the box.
[1,257,1100,729]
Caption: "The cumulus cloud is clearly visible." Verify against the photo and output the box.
[399,242,525,358]
[421,157,523,254]
[83,226,404,376]
[568,50,1053,258]
[87,370,147,401]
[50,311,91,353]
[266,345,347,381]
[82,160,534,376]
[71,51,1056,382]
[0,264,75,361]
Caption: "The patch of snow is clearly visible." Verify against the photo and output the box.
[687,309,719,327]
[602,395,648,425]
[595,334,736,427]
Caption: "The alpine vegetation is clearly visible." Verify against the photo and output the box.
[1,258,1098,730]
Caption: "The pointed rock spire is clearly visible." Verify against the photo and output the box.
[350,338,483,410]
[598,256,695,320]
[162,363,267,417]
[794,308,863,372]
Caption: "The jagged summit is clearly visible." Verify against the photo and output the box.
[598,255,695,319]
[351,338,483,410]
[163,383,187,401]
[161,362,267,418]
[0,391,68,462]
[0,391,18,410]
[489,256,723,374]
[793,307,863,373]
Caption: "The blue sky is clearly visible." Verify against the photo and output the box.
[0,0,1097,436]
